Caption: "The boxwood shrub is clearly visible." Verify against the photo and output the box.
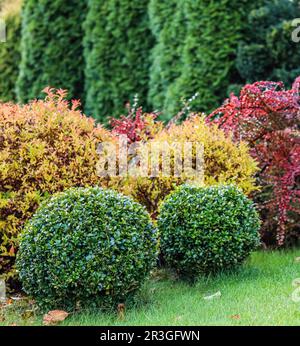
[158,185,261,278]
[16,187,158,310]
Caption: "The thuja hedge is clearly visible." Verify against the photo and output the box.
[0,0,21,102]
[165,0,263,116]
[235,0,300,88]
[84,0,154,122]
[148,0,186,119]
[16,0,87,103]
[17,187,157,310]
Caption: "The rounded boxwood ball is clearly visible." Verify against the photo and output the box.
[158,185,260,278]
[16,187,158,310]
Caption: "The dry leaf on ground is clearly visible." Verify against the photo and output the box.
[203,291,221,300]
[230,314,241,320]
[43,310,69,326]
[117,304,125,321]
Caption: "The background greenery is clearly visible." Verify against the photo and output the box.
[16,0,87,103]
[0,0,21,102]
[232,0,300,93]
[0,0,298,121]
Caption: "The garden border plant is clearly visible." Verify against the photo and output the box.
[158,184,261,279]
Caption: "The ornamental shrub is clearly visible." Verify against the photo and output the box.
[208,79,300,247]
[0,89,112,288]
[17,187,157,310]
[0,0,22,102]
[110,103,163,144]
[84,0,154,122]
[16,0,87,103]
[158,185,261,278]
[119,115,258,218]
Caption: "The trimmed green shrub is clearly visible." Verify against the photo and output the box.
[16,0,87,103]
[158,185,260,278]
[148,0,186,119]
[0,0,21,102]
[17,187,157,310]
[235,0,300,86]
[84,0,154,122]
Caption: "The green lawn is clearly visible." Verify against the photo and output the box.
[1,250,300,326]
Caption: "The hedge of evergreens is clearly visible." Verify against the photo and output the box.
[148,0,186,119]
[0,0,297,121]
[163,0,263,116]
[84,0,154,122]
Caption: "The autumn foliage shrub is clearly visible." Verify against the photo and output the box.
[208,79,300,246]
[113,115,258,217]
[0,89,112,287]
[158,185,260,278]
[17,187,157,311]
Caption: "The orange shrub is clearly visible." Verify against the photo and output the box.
[0,88,113,288]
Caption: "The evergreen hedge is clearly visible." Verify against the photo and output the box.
[16,0,87,103]
[165,0,262,116]
[148,0,186,119]
[236,0,300,87]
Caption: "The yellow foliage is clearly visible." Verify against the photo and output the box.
[0,89,113,287]
[119,115,259,217]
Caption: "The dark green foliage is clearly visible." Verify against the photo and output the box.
[17,187,157,311]
[148,0,186,120]
[158,185,261,279]
[168,0,265,115]
[16,0,86,103]
[0,2,21,102]
[236,0,300,86]
[84,0,154,122]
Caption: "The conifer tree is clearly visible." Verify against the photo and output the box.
[0,0,21,102]
[84,0,154,122]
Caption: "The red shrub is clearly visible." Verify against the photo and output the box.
[208,79,300,246]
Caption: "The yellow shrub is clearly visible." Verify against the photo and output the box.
[0,89,113,288]
[120,115,259,217]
